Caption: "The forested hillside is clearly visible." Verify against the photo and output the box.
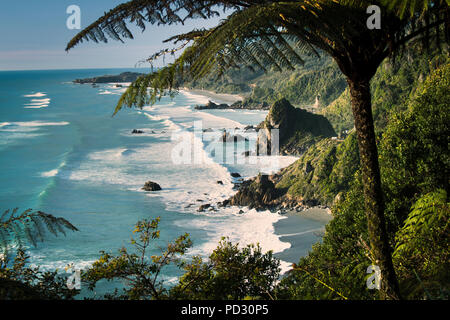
[270,50,449,209]
[184,54,346,107]
[278,58,449,300]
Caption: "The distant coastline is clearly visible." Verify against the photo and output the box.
[73,71,144,84]
[181,88,246,105]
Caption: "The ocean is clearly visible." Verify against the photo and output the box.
[0,69,325,297]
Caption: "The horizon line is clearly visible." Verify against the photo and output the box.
[0,66,153,72]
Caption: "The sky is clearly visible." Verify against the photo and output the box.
[0,1,224,71]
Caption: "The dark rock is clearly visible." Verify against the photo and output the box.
[132,129,144,134]
[305,161,314,174]
[227,174,281,210]
[197,204,211,212]
[217,180,224,185]
[142,181,162,191]
[304,199,319,207]
[256,98,336,156]
[218,199,230,208]
[195,99,270,111]
[195,101,230,110]
[230,172,241,178]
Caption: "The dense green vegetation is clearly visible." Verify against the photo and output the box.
[3,57,447,301]
[321,50,449,134]
[0,209,79,299]
[1,50,447,302]
[80,219,281,300]
[1,0,446,301]
[277,60,449,300]
[70,0,447,298]
[276,132,359,207]
[274,49,449,206]
[249,56,346,107]
[184,54,347,108]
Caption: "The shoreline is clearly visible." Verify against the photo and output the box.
[177,90,330,268]
[140,86,331,273]
[274,207,333,267]
[181,88,246,105]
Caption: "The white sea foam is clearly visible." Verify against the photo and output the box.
[41,169,59,177]
[23,92,46,98]
[28,253,96,272]
[99,90,119,95]
[11,121,69,127]
[0,121,69,150]
[23,96,50,109]
[0,121,69,133]
[175,208,291,260]
[142,113,165,121]
[40,161,66,178]
[24,103,49,109]
[65,95,298,274]
[142,112,182,131]
[30,98,51,103]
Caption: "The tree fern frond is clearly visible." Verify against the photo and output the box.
[65,0,243,51]
[75,0,448,114]
[380,0,449,19]
[0,209,78,249]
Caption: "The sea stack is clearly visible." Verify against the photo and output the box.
[142,181,162,191]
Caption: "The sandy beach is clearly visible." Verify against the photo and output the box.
[182,88,246,105]
[180,87,333,268]
[274,207,333,266]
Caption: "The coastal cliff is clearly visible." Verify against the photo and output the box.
[256,98,336,156]
[225,133,359,211]
[74,72,143,84]
[222,99,354,211]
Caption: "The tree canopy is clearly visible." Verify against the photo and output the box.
[66,1,449,114]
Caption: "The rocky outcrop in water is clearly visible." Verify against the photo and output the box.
[197,204,211,212]
[142,181,162,191]
[226,174,282,210]
[256,98,336,156]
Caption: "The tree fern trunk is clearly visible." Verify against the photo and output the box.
[348,78,401,300]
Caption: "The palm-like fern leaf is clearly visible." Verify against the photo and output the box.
[102,1,448,114]
[0,209,78,249]
[65,0,247,51]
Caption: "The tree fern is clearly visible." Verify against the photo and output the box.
[0,208,78,250]
[67,0,449,300]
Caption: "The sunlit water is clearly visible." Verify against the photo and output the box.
[0,69,325,297]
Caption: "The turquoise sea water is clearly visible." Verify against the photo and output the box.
[0,69,324,297]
